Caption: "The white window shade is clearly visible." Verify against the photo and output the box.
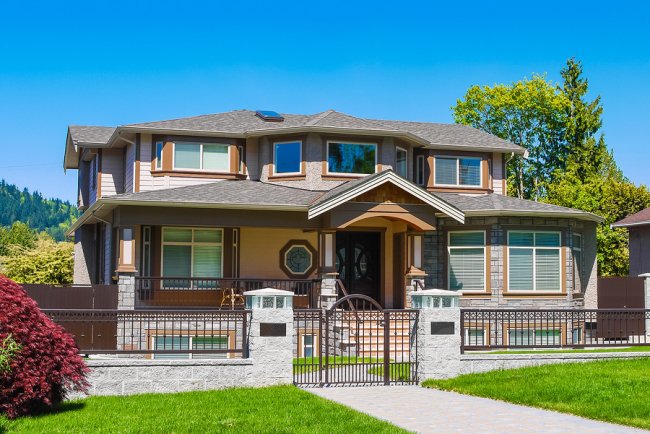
[174,143,201,169]
[509,248,534,291]
[435,157,457,185]
[203,145,229,171]
[449,248,484,291]
[535,249,560,290]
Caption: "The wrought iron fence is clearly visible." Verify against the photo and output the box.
[134,277,320,309]
[461,309,650,352]
[43,309,250,358]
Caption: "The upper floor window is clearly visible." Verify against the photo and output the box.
[274,141,302,174]
[396,147,407,177]
[415,155,425,185]
[173,142,230,172]
[155,142,163,170]
[90,157,97,189]
[434,156,481,187]
[327,141,376,175]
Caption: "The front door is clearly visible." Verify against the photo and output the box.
[335,232,381,302]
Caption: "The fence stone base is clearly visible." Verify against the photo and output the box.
[456,351,650,377]
[69,358,263,399]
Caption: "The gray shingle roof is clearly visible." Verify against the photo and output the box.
[612,206,650,227]
[105,180,323,208]
[102,109,524,153]
[68,126,115,145]
[437,193,603,221]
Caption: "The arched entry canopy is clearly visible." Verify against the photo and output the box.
[307,170,465,227]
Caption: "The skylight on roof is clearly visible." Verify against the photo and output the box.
[255,110,284,122]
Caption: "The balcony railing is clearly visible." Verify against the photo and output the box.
[461,309,650,353]
[134,277,321,309]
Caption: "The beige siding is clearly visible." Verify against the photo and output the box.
[493,152,505,195]
[139,134,155,191]
[101,148,124,196]
[124,143,136,193]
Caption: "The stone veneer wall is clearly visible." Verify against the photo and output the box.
[423,216,598,309]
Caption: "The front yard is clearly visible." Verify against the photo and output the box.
[2,385,406,434]
[423,357,650,430]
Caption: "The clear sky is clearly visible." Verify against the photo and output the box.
[1,1,648,203]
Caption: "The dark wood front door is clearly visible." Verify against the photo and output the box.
[336,232,381,302]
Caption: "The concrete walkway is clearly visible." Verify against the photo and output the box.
[309,386,647,433]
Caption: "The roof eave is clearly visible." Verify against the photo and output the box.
[611,220,650,229]
[423,143,527,156]
[437,209,604,223]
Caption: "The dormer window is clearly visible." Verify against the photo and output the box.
[173,141,229,172]
[434,156,481,187]
[273,141,302,175]
[327,141,377,175]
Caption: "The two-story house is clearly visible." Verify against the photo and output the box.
[64,109,602,312]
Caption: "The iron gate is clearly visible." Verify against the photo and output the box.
[293,295,419,386]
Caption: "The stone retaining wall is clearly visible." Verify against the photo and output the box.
[458,352,650,376]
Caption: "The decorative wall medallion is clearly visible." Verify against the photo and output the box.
[279,240,317,278]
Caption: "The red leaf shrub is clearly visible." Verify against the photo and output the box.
[0,276,89,418]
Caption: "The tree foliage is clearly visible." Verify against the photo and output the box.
[0,276,88,418]
[0,222,38,257]
[454,58,650,276]
[1,237,74,284]
[453,75,568,200]
[0,180,78,241]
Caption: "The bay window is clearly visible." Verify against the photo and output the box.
[448,231,486,292]
[162,228,223,286]
[572,233,583,291]
[508,231,561,292]
[435,156,481,187]
[327,141,376,175]
[173,141,230,172]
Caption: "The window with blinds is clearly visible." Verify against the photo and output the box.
[162,228,223,284]
[572,233,583,292]
[173,142,230,172]
[434,156,481,187]
[448,231,486,292]
[508,231,561,292]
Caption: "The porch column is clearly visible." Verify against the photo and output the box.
[319,231,338,309]
[116,226,138,310]
[640,273,650,336]
[405,233,426,309]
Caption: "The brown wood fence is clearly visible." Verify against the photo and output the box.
[22,284,119,352]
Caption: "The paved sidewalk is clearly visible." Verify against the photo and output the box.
[309,386,647,433]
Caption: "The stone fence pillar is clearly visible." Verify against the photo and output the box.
[412,290,462,380]
[319,272,338,309]
[117,273,135,310]
[245,289,294,386]
[640,273,650,336]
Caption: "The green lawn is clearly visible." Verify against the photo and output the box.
[423,358,650,430]
[484,346,650,355]
[293,356,381,373]
[367,363,412,381]
[2,385,407,434]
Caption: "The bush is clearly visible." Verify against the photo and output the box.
[0,334,20,374]
[1,237,73,284]
[0,276,88,418]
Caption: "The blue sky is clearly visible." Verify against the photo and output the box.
[1,1,648,203]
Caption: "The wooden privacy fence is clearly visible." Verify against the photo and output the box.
[597,276,645,309]
[22,284,119,309]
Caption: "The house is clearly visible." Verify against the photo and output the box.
[612,207,650,276]
[64,109,602,311]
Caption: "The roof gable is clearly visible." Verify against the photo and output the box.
[308,170,465,223]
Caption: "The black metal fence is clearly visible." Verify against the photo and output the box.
[293,301,419,386]
[462,309,650,352]
[134,277,320,309]
[43,309,250,358]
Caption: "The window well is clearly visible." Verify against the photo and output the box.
[255,110,284,122]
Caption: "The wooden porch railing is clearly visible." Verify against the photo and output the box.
[134,277,321,309]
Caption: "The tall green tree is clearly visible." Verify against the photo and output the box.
[453,75,568,200]
[560,58,609,182]
[0,222,38,257]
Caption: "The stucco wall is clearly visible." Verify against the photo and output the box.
[239,228,318,279]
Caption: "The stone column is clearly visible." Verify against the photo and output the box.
[640,273,650,336]
[117,273,136,310]
[247,301,294,386]
[412,300,462,380]
[319,273,338,309]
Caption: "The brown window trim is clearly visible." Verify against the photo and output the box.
[321,135,382,177]
[269,138,306,179]
[151,135,244,175]
[428,149,492,190]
